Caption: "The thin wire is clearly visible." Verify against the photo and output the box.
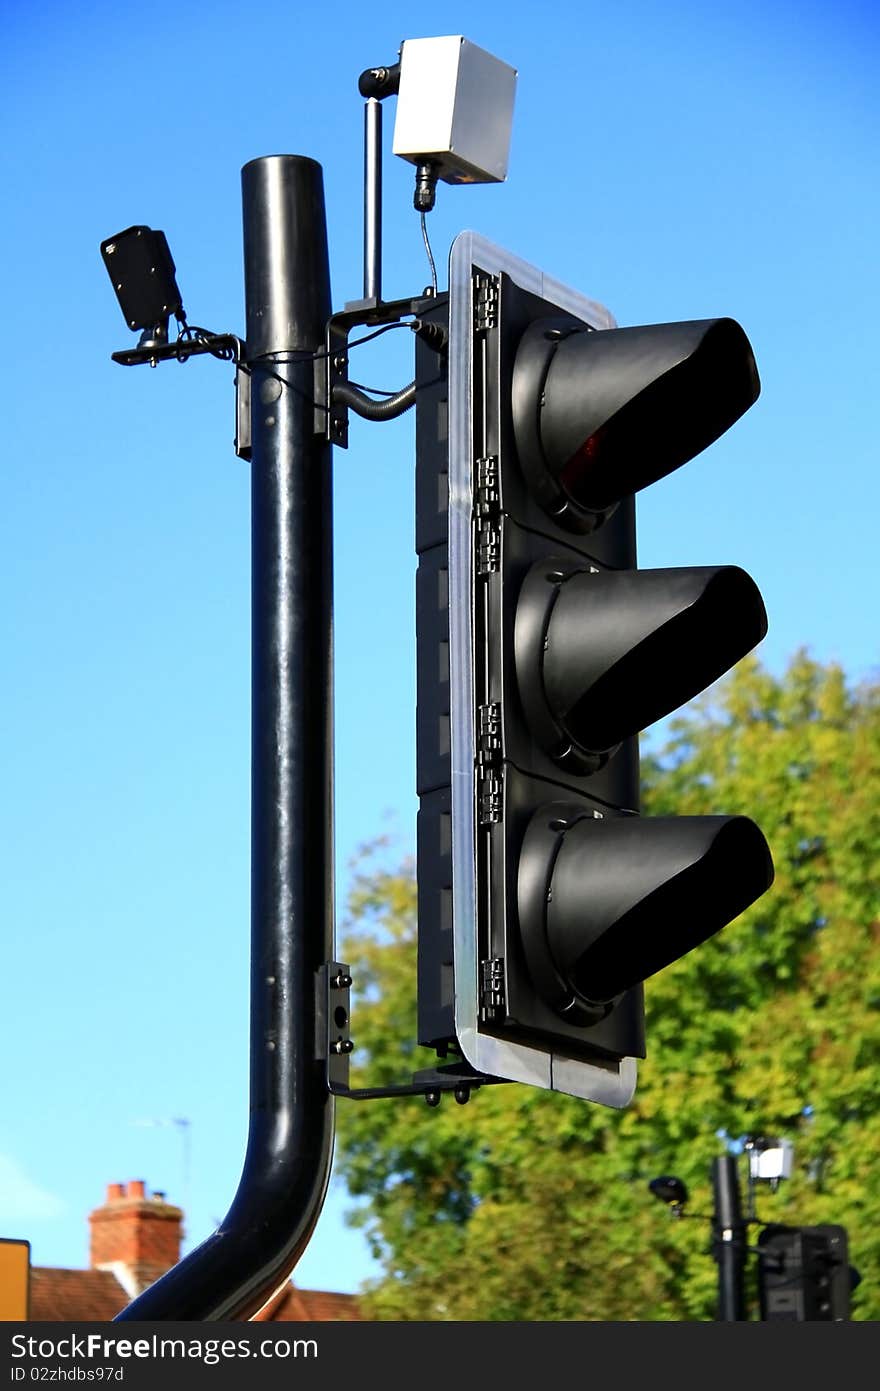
[179,314,420,410]
[238,319,417,400]
[345,379,400,397]
[311,319,413,363]
[170,316,411,378]
[349,321,413,351]
[420,211,438,294]
[174,318,239,362]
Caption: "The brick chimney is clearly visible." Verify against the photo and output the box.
[89,1181,184,1297]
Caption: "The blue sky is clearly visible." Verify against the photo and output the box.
[2,0,878,1298]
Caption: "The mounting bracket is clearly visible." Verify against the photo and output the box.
[319,962,507,1106]
[322,294,432,447]
[111,330,243,368]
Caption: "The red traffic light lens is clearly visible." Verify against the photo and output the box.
[513,316,760,530]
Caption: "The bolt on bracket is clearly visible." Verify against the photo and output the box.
[318,962,507,1105]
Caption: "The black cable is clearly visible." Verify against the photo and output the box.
[420,211,438,295]
[174,320,240,363]
[346,379,399,397]
[312,319,414,361]
[184,310,438,418]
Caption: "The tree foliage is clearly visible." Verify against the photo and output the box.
[334,653,880,1319]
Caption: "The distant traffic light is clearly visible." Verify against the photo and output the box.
[758,1224,855,1321]
[648,1176,689,1213]
[415,232,774,1103]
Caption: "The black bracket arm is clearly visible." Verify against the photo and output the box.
[111,329,243,368]
[321,293,446,447]
[357,62,401,100]
[319,963,507,1106]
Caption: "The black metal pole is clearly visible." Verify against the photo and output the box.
[711,1155,748,1321]
[116,155,335,1321]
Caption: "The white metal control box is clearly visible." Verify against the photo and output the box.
[749,1139,795,1182]
[392,36,517,185]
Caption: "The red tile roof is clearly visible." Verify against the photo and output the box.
[254,1283,361,1321]
[28,1269,361,1322]
[29,1268,129,1322]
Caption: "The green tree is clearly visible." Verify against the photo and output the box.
[335,653,880,1319]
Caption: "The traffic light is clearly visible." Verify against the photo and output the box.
[415,231,774,1103]
[758,1224,854,1321]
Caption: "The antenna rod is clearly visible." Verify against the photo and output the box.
[357,63,400,305]
[364,98,382,302]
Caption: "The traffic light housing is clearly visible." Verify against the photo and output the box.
[758,1224,854,1321]
[415,232,774,1103]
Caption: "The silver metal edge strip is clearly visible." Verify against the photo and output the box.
[446,229,636,1107]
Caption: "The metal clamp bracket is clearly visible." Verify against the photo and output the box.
[111,330,243,369]
[319,962,507,1106]
[322,294,436,447]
